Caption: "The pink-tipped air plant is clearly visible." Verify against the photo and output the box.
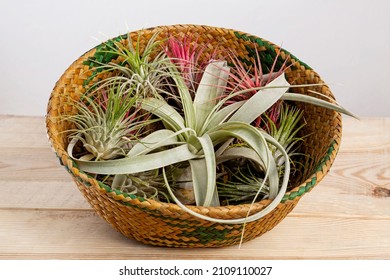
[164,35,216,94]
[226,45,291,128]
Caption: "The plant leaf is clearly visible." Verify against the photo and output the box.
[194,61,230,133]
[202,100,245,134]
[189,134,219,207]
[169,66,196,129]
[112,174,127,189]
[209,122,269,165]
[281,92,358,119]
[127,129,181,157]
[229,74,290,124]
[210,122,279,199]
[141,98,186,132]
[216,147,266,170]
[70,142,198,175]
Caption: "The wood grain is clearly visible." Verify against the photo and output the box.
[0,115,389,259]
[1,209,389,260]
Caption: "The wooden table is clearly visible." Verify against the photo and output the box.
[0,115,389,259]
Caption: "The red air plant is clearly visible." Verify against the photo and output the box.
[226,46,290,129]
[164,35,216,94]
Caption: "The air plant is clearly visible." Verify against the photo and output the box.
[164,34,215,94]
[265,104,306,167]
[86,32,174,98]
[103,169,170,202]
[65,81,151,161]
[65,78,173,200]
[226,46,290,128]
[217,165,270,205]
[65,33,356,225]
[217,104,306,205]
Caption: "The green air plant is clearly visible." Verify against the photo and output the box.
[65,79,174,200]
[85,32,174,99]
[265,104,306,168]
[217,104,306,205]
[217,165,271,205]
[65,34,356,225]
[65,82,147,161]
[99,169,171,202]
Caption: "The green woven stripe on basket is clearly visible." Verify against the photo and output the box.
[82,34,128,86]
[74,173,92,187]
[281,140,337,202]
[233,31,312,70]
[175,225,235,244]
[142,234,238,247]
[233,31,286,73]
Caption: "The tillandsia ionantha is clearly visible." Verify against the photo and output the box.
[164,34,216,95]
[65,79,171,199]
[64,32,356,225]
[225,45,289,129]
[65,82,145,161]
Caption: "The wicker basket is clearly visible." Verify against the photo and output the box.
[46,24,342,248]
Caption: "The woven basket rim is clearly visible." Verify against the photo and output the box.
[46,24,342,218]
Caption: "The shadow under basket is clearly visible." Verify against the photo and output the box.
[46,24,342,248]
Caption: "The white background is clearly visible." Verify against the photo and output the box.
[0,0,389,117]
[0,260,389,279]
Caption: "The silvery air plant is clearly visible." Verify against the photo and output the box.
[64,32,356,224]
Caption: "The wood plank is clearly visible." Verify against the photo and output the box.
[0,116,91,209]
[0,147,68,183]
[0,115,49,148]
[339,117,390,152]
[0,209,389,259]
[0,147,68,182]
[0,181,91,209]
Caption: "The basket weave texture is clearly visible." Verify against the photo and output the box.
[46,24,342,247]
